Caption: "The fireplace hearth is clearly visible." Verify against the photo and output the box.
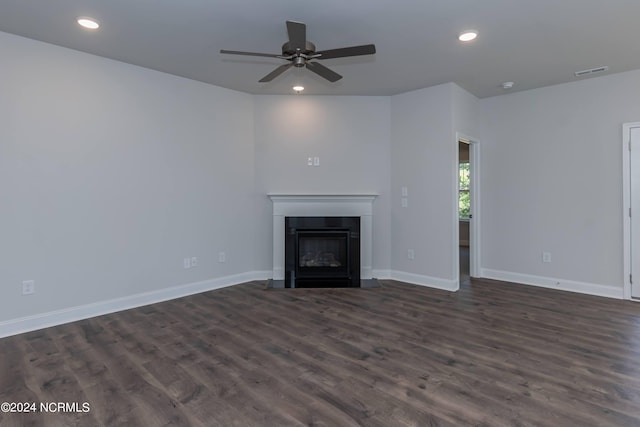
[285,216,360,288]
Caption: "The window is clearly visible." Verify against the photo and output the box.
[459,162,470,219]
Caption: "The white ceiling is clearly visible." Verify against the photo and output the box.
[1,0,639,98]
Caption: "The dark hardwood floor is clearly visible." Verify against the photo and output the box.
[1,278,640,426]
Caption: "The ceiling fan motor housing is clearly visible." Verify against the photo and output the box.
[282,41,316,57]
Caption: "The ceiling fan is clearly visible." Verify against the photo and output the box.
[220,21,376,83]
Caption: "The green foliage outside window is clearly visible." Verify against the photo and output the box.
[459,162,470,219]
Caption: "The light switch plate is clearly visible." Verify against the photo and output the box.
[22,280,35,295]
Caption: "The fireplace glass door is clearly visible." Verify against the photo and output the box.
[296,231,349,278]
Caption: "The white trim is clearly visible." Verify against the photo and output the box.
[622,122,640,300]
[469,139,481,277]
[0,271,271,339]
[453,138,461,281]
[374,270,459,292]
[268,193,378,281]
[481,268,623,300]
[372,269,392,279]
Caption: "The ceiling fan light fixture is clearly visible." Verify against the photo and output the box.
[77,17,100,30]
[458,30,478,42]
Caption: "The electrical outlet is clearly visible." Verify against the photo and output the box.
[401,198,408,208]
[191,256,198,267]
[542,252,552,263]
[408,249,415,260]
[401,186,408,197]
[218,252,226,263]
[313,157,320,166]
[22,280,35,295]
[183,258,191,269]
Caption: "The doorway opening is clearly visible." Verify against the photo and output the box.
[459,140,471,285]
[455,133,480,288]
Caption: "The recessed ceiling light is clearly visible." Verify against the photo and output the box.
[77,17,100,30]
[293,85,304,93]
[501,81,514,90]
[458,31,478,42]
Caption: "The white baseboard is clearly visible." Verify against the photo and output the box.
[0,271,271,339]
[8,267,619,339]
[481,268,624,300]
[373,270,459,292]
[372,269,392,279]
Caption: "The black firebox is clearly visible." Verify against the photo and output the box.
[284,216,360,288]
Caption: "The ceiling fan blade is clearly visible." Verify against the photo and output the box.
[286,21,306,51]
[259,63,294,82]
[316,44,376,60]
[220,49,282,59]
[305,61,342,82]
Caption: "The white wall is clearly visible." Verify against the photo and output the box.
[390,84,458,289]
[452,84,484,143]
[252,95,392,274]
[0,32,257,326]
[479,69,640,297]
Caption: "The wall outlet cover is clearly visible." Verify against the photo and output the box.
[22,280,35,295]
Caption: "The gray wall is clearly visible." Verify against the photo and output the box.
[0,32,256,322]
[480,69,640,292]
[390,84,457,288]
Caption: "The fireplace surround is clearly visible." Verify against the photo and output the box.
[285,216,360,288]
[268,194,377,288]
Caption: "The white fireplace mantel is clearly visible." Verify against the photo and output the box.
[268,194,377,281]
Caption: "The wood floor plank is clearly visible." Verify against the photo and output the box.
[1,278,640,426]
[205,286,575,426]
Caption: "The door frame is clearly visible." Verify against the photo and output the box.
[454,132,481,284]
[622,122,640,300]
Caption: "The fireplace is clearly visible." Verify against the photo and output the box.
[268,194,377,288]
[285,216,360,288]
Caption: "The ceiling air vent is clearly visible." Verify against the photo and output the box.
[574,66,609,77]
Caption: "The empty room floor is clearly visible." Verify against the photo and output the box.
[1,279,639,426]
